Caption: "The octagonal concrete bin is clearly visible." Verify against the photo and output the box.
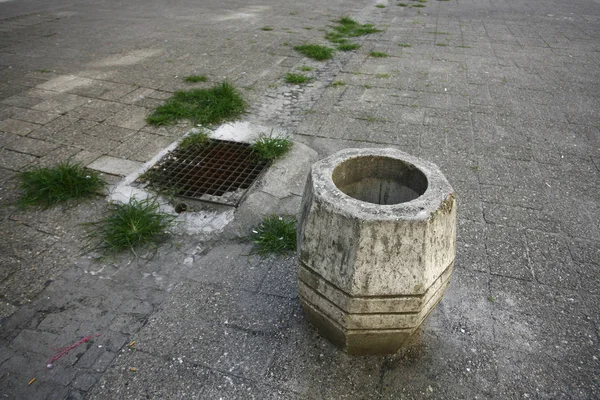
[297,148,456,355]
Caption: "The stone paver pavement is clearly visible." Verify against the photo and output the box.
[1,0,599,399]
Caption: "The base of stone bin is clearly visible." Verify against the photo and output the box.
[299,261,453,355]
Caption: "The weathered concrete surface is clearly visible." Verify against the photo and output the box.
[298,148,456,354]
[0,0,599,398]
[225,141,318,238]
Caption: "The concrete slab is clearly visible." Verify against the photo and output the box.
[87,155,142,176]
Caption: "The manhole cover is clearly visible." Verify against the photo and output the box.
[138,139,269,206]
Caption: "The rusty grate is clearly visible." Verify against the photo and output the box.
[138,139,269,206]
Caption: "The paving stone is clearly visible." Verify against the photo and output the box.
[68,81,137,101]
[67,106,115,122]
[32,94,89,114]
[0,118,40,136]
[104,105,148,130]
[0,130,19,148]
[526,230,580,290]
[87,156,142,176]
[0,148,36,170]
[201,370,298,400]
[117,87,155,104]
[489,276,598,369]
[36,75,96,93]
[7,107,60,124]
[71,371,102,391]
[86,123,137,142]
[0,94,44,108]
[482,202,561,233]
[86,351,210,399]
[485,225,532,281]
[4,135,59,156]
[258,255,298,298]
[108,132,172,162]
[35,146,101,167]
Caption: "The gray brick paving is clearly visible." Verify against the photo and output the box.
[1,0,599,399]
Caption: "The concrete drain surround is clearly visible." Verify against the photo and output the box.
[297,148,457,355]
[138,139,269,207]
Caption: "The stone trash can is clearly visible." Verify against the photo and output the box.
[297,148,456,355]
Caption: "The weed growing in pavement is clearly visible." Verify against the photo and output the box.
[261,26,274,31]
[179,129,210,150]
[325,17,381,44]
[294,44,335,60]
[411,3,426,7]
[436,43,449,46]
[376,4,386,8]
[299,66,313,71]
[17,162,105,209]
[146,81,246,126]
[329,80,346,87]
[84,198,175,256]
[251,215,297,255]
[397,3,408,6]
[338,43,361,51]
[398,43,412,47]
[284,73,312,84]
[183,75,208,83]
[251,132,293,161]
[376,73,391,78]
[370,51,388,57]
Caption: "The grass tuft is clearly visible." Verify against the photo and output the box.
[398,43,412,47]
[251,215,297,255]
[183,75,208,83]
[299,65,313,71]
[294,44,335,60]
[397,3,408,5]
[85,198,175,256]
[370,51,388,57]
[284,73,312,84]
[179,129,210,149]
[146,81,246,126]
[17,162,105,209]
[261,26,274,31]
[410,3,426,7]
[376,4,386,7]
[338,43,361,51]
[329,80,346,87]
[252,132,293,161]
[326,17,382,44]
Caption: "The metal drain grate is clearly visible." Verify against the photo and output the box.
[139,139,269,206]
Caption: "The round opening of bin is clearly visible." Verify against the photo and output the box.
[332,155,428,205]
